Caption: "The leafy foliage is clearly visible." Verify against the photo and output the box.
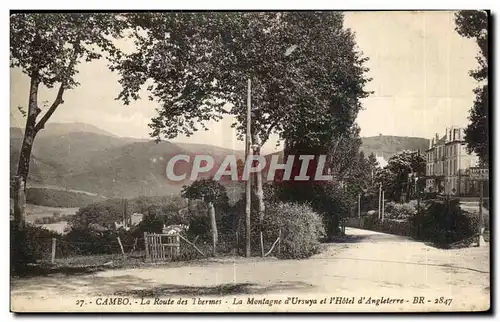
[464,84,489,165]
[10,13,124,89]
[410,199,476,247]
[113,12,371,147]
[375,150,426,202]
[263,202,325,259]
[278,181,350,238]
[455,11,488,82]
[454,11,489,165]
[181,178,229,206]
[69,195,188,231]
[384,201,417,220]
[11,224,59,274]
[10,14,128,269]
[113,13,372,249]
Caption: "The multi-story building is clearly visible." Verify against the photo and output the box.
[425,126,479,196]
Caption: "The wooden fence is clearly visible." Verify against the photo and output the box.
[144,232,180,262]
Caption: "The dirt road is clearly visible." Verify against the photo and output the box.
[11,228,490,312]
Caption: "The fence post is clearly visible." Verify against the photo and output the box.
[144,232,150,262]
[117,236,126,258]
[51,238,56,264]
[235,231,239,255]
[278,228,282,255]
[176,234,180,256]
[358,193,361,219]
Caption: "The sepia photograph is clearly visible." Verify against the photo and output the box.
[9,10,491,313]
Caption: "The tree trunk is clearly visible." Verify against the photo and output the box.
[14,73,40,230]
[208,201,218,256]
[12,176,26,231]
[16,127,36,187]
[252,134,265,257]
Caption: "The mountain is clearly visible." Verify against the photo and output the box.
[16,122,119,138]
[10,123,245,199]
[11,124,429,200]
[360,135,429,160]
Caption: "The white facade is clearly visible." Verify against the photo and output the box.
[425,127,479,195]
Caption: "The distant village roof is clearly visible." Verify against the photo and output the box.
[376,155,388,168]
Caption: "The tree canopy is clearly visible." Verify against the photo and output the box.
[454,10,489,165]
[181,178,229,206]
[10,13,126,186]
[112,12,371,147]
[375,150,426,202]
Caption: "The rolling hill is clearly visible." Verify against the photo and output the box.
[11,123,245,199]
[360,135,430,160]
[11,123,428,200]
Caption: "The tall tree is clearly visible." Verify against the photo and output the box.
[114,12,371,249]
[10,13,125,228]
[367,153,380,183]
[454,10,489,165]
[181,178,228,255]
[380,150,426,202]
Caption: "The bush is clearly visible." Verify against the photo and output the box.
[11,224,61,275]
[186,215,211,241]
[261,202,325,259]
[362,212,380,229]
[374,219,411,237]
[138,213,164,234]
[64,228,121,255]
[384,202,416,219]
[410,199,475,247]
[277,181,348,238]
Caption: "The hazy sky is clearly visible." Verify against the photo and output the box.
[10,11,480,154]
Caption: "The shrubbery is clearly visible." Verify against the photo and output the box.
[11,224,62,275]
[409,199,476,247]
[260,202,325,259]
[277,181,348,239]
[384,201,416,219]
[356,199,480,247]
[34,213,73,225]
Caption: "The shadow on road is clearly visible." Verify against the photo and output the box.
[324,234,371,244]
[11,264,105,278]
[113,281,316,297]
[325,231,409,244]
[11,270,316,298]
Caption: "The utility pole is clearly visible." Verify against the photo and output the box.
[417,181,420,213]
[358,193,361,219]
[478,179,485,247]
[378,183,382,219]
[381,191,385,220]
[245,79,252,257]
[123,198,128,227]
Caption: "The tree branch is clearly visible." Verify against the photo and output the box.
[34,42,81,133]
[264,119,280,142]
[34,83,65,132]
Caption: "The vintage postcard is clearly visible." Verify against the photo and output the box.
[10,10,490,313]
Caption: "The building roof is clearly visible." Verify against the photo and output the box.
[436,135,446,145]
[427,134,447,151]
